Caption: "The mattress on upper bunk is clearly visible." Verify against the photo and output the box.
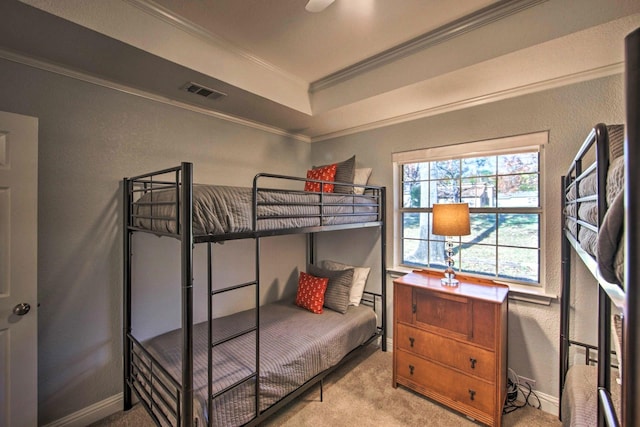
[133,184,380,236]
[137,299,378,426]
[564,125,625,283]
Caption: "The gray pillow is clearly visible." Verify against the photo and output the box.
[315,155,356,194]
[307,264,354,314]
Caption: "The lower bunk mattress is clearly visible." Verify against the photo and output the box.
[132,299,378,426]
[561,315,623,427]
[561,364,621,427]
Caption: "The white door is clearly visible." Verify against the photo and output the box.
[0,111,38,427]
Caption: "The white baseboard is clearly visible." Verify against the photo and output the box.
[43,393,123,427]
[532,389,560,417]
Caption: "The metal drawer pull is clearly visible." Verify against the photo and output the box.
[469,357,477,369]
[469,389,476,401]
[409,365,415,375]
[409,337,415,347]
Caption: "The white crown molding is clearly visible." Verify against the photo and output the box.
[124,0,308,88]
[0,43,622,145]
[310,62,624,142]
[309,0,548,93]
[0,47,311,143]
[2,42,619,145]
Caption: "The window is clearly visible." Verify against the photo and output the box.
[395,132,546,285]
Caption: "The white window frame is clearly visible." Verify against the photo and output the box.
[392,131,548,288]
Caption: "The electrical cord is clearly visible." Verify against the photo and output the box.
[503,368,542,415]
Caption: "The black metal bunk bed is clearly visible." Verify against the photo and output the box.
[559,27,640,427]
[122,162,387,427]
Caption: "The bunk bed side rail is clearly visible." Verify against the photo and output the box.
[252,172,384,232]
[127,164,183,239]
[598,388,620,427]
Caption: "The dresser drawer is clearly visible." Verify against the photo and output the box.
[396,350,495,417]
[396,323,495,382]
[413,288,497,348]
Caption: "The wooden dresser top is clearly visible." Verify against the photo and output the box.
[394,270,509,304]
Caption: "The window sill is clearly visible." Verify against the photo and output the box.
[386,266,557,306]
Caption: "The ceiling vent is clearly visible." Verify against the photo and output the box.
[180,82,227,100]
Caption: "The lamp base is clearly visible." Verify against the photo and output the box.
[441,277,459,287]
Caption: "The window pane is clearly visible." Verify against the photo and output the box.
[403,213,420,238]
[498,153,538,175]
[461,177,496,208]
[402,213,430,266]
[403,182,429,208]
[463,214,496,245]
[431,159,460,180]
[460,244,496,276]
[497,174,538,207]
[462,156,496,177]
[435,179,460,203]
[498,214,539,248]
[498,247,539,282]
[429,235,449,269]
[403,162,427,182]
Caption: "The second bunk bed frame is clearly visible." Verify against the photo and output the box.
[560,27,640,427]
[122,162,387,427]
[560,124,625,426]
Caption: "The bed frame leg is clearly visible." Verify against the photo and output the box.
[320,379,324,402]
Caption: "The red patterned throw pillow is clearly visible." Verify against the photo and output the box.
[295,271,329,314]
[304,164,337,193]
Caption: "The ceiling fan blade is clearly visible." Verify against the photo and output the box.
[305,0,335,13]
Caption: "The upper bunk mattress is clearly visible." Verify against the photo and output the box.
[133,184,380,236]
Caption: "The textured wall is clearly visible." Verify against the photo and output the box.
[310,74,626,400]
[0,58,310,425]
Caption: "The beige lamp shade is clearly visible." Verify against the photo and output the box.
[432,203,471,236]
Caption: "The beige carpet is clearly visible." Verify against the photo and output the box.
[92,346,561,426]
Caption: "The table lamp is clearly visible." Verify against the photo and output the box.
[432,203,471,286]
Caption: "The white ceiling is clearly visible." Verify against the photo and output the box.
[147,0,500,82]
[4,0,640,141]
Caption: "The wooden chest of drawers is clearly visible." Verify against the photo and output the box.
[392,270,508,426]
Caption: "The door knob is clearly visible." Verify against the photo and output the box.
[13,303,30,316]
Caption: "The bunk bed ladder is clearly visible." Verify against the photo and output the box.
[206,238,261,426]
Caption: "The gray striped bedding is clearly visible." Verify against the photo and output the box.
[133,184,379,236]
[561,361,621,426]
[140,299,377,426]
[561,314,623,427]
[564,152,625,262]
